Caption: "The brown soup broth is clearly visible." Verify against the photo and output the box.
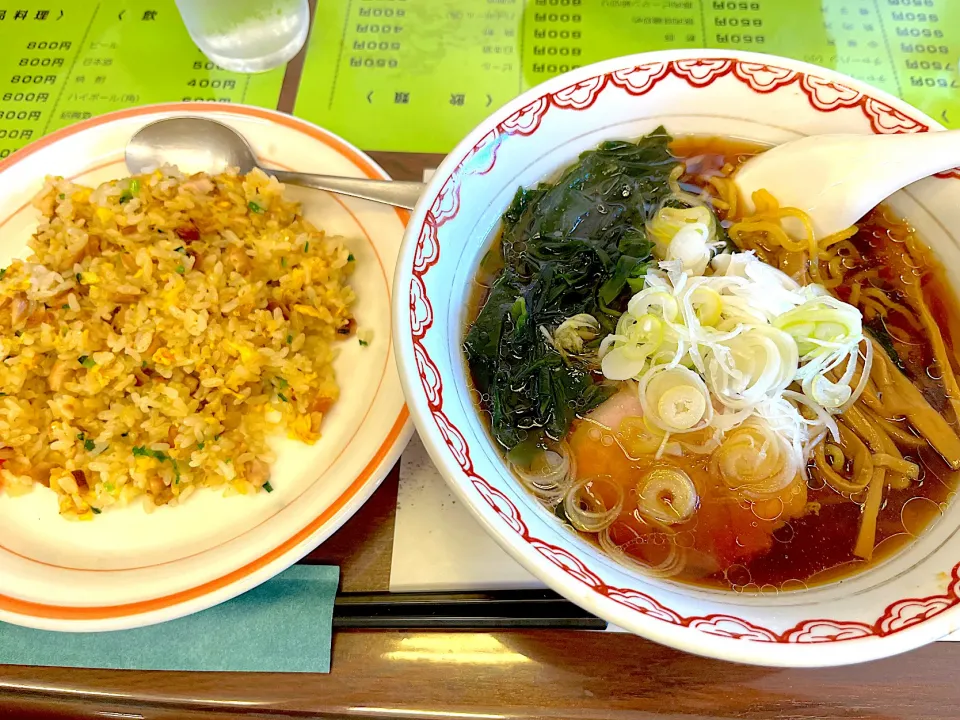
[465,135,960,592]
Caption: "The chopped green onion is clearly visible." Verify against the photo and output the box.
[78,355,96,368]
[75,273,81,282]
[214,433,221,441]
[175,246,186,253]
[304,242,310,252]
[286,334,293,344]
[91,507,101,514]
[175,265,185,275]
[359,339,368,347]
[77,432,85,440]
[84,439,95,451]
[280,257,287,268]
[263,481,274,493]
[347,253,355,262]
[277,377,288,389]
[0,268,6,280]
[278,393,288,402]
[197,442,205,450]
[120,179,139,204]
[133,446,166,461]
[58,193,65,199]
[132,445,178,480]
[61,304,69,309]
[248,201,264,214]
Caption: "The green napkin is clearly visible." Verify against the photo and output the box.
[0,564,339,673]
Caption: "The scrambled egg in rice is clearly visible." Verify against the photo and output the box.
[0,167,356,519]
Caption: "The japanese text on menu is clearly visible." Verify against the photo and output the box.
[296,0,960,153]
[0,1,285,160]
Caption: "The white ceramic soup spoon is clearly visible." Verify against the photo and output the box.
[733,129,960,238]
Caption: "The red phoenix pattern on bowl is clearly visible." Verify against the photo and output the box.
[671,58,734,86]
[783,620,875,643]
[551,76,609,110]
[610,63,670,96]
[799,76,865,111]
[862,98,928,134]
[731,62,798,93]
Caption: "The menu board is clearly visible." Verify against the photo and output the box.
[0,0,285,161]
[0,0,957,159]
[296,0,960,153]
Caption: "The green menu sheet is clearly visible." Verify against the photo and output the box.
[296,0,960,153]
[0,1,957,159]
[0,0,285,160]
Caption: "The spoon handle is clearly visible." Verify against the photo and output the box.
[267,168,424,210]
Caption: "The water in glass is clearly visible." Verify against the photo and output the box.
[174,0,310,74]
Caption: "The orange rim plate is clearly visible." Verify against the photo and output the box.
[0,103,410,630]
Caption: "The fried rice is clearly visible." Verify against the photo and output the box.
[0,167,356,519]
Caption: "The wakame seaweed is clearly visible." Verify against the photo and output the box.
[865,318,906,373]
[464,127,679,451]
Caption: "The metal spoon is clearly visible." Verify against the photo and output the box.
[734,129,960,238]
[125,117,425,210]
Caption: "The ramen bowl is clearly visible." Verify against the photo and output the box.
[392,49,960,667]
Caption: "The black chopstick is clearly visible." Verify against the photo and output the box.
[332,590,607,630]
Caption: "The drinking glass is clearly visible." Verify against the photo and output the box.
[174,0,310,74]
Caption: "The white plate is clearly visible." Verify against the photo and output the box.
[0,103,410,631]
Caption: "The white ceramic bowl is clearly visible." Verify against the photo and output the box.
[393,49,960,667]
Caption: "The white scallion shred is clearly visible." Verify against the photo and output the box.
[597,240,869,491]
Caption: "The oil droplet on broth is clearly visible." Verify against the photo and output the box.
[904,457,925,484]
[873,533,912,559]
[725,564,751,587]
[901,496,942,536]
[752,497,784,522]
[941,491,956,512]
[774,522,796,544]
[779,578,808,592]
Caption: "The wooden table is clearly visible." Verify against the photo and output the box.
[3,477,958,720]
[3,19,960,720]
